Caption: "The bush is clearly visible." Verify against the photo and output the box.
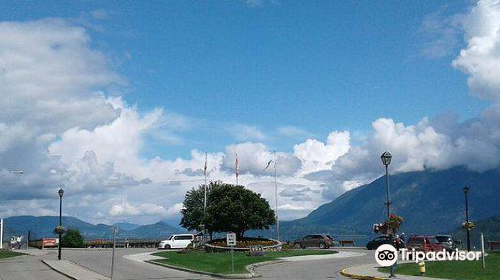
[61,229,84,248]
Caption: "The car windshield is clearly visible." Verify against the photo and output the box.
[326,235,334,240]
[429,237,439,244]
[167,235,173,240]
[436,236,452,242]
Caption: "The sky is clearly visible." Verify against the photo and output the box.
[1,0,500,225]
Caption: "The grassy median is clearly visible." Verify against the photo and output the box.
[380,251,500,280]
[153,249,337,274]
[0,251,25,259]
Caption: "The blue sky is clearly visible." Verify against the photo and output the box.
[1,0,486,159]
[2,0,500,223]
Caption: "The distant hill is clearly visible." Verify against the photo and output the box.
[113,222,140,231]
[281,166,500,243]
[124,222,186,239]
[448,214,500,248]
[2,216,183,241]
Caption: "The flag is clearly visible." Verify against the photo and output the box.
[203,152,207,176]
[235,153,239,179]
[263,159,273,171]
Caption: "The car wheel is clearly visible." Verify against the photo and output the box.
[294,243,303,249]
[164,244,171,249]
[319,242,326,249]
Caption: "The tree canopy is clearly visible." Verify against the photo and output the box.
[180,181,275,239]
[61,228,84,248]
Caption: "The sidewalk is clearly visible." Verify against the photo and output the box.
[341,263,443,280]
[43,260,109,280]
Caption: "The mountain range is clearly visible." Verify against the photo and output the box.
[2,216,184,241]
[2,166,499,245]
[280,166,500,243]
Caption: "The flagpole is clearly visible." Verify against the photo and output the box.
[274,151,279,242]
[203,152,207,243]
[235,153,239,185]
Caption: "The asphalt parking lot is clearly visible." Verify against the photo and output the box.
[0,247,375,280]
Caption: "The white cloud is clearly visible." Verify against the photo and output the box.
[109,202,167,217]
[452,0,500,100]
[227,124,266,141]
[293,131,350,174]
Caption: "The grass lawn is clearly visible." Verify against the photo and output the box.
[380,251,500,280]
[153,249,337,274]
[0,251,25,259]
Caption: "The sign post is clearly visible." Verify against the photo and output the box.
[111,227,117,280]
[227,232,236,273]
[481,233,486,269]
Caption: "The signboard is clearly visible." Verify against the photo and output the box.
[42,238,58,247]
[226,232,236,247]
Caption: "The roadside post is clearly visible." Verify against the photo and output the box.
[111,226,117,280]
[481,233,486,268]
[0,218,3,249]
[227,232,236,273]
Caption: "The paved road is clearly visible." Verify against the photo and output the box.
[257,249,376,279]
[0,248,378,280]
[44,248,213,280]
[0,250,68,280]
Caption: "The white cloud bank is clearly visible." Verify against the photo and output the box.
[2,0,500,225]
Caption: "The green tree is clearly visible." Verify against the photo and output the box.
[180,181,276,239]
[180,181,220,239]
[61,228,84,248]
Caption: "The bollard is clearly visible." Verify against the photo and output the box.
[418,261,426,276]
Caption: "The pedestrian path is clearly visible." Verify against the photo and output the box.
[342,263,443,280]
[43,260,109,280]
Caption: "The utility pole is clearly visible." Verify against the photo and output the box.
[0,219,3,249]
[464,186,471,252]
[111,226,116,280]
[273,151,279,242]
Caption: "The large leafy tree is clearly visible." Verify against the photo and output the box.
[61,228,84,248]
[180,181,275,239]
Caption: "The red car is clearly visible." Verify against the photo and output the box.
[406,235,445,253]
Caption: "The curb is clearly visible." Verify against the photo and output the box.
[340,268,388,280]
[42,260,78,280]
[147,260,255,278]
[146,259,285,278]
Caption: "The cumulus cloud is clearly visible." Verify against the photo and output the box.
[293,131,350,174]
[109,202,166,217]
[452,0,500,100]
[3,0,500,225]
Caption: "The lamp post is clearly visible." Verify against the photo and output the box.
[380,151,395,278]
[463,186,471,252]
[380,152,392,220]
[58,188,64,260]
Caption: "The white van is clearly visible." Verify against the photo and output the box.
[159,234,194,249]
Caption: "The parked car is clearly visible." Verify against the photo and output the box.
[158,234,194,249]
[406,235,445,253]
[293,234,334,249]
[366,235,405,250]
[435,235,456,252]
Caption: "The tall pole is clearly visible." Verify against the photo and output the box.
[385,165,391,220]
[58,193,62,260]
[464,186,471,252]
[203,153,208,243]
[0,218,3,249]
[273,151,279,242]
[381,152,394,278]
[111,226,116,280]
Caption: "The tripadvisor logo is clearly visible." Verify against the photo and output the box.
[375,244,482,266]
[375,244,398,267]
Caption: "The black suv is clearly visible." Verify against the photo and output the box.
[435,235,456,252]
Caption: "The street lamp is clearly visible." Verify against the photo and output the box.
[58,188,64,260]
[463,186,471,252]
[380,152,392,220]
[380,151,395,278]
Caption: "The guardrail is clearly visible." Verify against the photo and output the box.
[29,239,163,249]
